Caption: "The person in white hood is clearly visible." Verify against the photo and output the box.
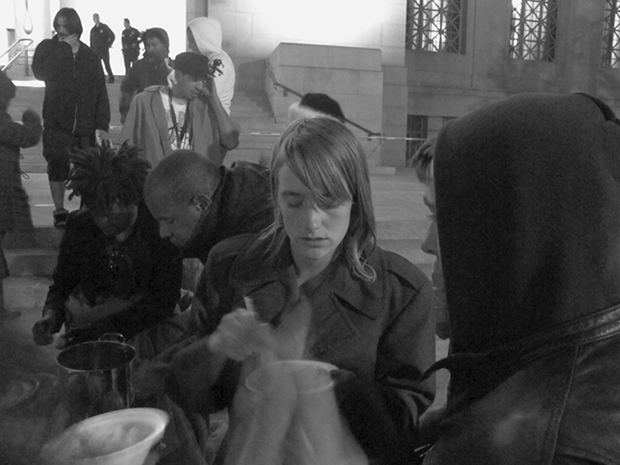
[187,17,236,115]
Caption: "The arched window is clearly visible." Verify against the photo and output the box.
[406,0,466,54]
[602,0,620,68]
[509,0,558,61]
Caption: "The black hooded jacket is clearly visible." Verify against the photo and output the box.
[32,35,110,135]
[423,93,620,464]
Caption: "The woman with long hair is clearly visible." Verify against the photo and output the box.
[156,117,436,464]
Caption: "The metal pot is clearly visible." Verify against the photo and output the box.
[56,336,136,419]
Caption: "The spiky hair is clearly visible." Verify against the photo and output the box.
[67,141,151,210]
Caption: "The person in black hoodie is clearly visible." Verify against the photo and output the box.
[32,7,110,229]
[421,92,620,464]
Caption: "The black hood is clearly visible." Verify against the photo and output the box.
[435,92,620,355]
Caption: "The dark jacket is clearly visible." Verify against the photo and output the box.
[90,23,115,52]
[32,36,110,135]
[422,93,620,464]
[172,234,436,464]
[43,201,182,342]
[119,57,172,123]
[183,161,273,263]
[121,27,141,53]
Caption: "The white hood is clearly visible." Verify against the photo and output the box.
[188,17,223,58]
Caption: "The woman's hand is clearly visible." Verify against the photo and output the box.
[208,295,312,362]
[207,307,273,361]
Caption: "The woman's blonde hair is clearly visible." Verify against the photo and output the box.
[261,117,377,281]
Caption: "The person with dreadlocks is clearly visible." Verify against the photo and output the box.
[31,142,183,349]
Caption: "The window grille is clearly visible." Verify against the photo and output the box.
[406,0,465,53]
[602,0,620,68]
[406,115,428,166]
[509,0,557,61]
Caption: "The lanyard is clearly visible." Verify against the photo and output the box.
[168,88,191,147]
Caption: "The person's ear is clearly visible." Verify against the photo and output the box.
[192,195,211,212]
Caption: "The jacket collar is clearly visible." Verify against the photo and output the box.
[228,238,384,323]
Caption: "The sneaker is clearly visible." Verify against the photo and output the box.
[53,208,69,229]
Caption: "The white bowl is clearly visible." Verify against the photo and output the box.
[41,408,169,465]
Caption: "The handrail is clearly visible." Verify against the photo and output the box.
[265,60,383,139]
[0,38,34,72]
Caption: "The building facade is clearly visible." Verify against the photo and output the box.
[406,0,620,162]
[3,0,620,167]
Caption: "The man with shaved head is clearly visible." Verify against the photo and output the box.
[144,149,273,264]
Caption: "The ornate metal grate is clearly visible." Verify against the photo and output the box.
[406,0,465,53]
[509,0,557,61]
[602,0,620,68]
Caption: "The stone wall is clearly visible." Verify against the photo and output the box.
[266,43,385,167]
[407,0,620,140]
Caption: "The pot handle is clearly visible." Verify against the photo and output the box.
[98,332,125,343]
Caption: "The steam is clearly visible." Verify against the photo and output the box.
[210,296,368,465]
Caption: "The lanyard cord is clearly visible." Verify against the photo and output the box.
[168,87,191,147]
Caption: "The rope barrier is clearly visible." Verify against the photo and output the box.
[239,131,426,142]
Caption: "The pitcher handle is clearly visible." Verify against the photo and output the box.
[98,332,125,343]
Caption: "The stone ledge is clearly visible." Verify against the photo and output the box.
[3,276,52,310]
[5,248,58,277]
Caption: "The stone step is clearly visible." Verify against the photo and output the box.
[3,276,52,310]
[5,248,58,277]
[225,149,273,166]
[231,90,274,114]
[21,163,46,173]
[4,227,62,249]
[238,134,281,149]
[237,120,282,130]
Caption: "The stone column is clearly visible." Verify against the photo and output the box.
[14,0,52,45]
[186,0,208,25]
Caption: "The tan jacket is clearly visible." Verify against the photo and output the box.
[119,85,222,168]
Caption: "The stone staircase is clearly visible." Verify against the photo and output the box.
[3,77,432,310]
[227,89,283,166]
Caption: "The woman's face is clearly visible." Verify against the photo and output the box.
[277,163,352,271]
